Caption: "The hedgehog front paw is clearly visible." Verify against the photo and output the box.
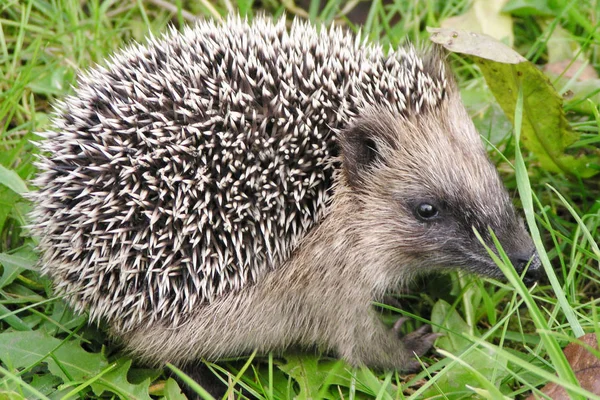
[393,317,441,372]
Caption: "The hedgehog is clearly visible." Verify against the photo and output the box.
[30,15,541,373]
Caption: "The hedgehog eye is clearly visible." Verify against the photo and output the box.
[414,203,439,221]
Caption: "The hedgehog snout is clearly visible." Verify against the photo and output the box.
[510,250,542,285]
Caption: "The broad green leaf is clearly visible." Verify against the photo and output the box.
[421,347,508,397]
[0,165,29,195]
[431,299,472,353]
[0,390,25,400]
[430,28,600,178]
[0,188,22,235]
[26,66,75,96]
[41,300,88,334]
[440,349,511,399]
[90,359,152,400]
[0,250,38,289]
[476,60,596,175]
[502,0,556,16]
[352,367,396,399]
[0,247,39,329]
[0,304,30,331]
[426,300,511,397]
[0,331,107,383]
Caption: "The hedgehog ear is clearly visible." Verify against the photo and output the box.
[339,125,381,187]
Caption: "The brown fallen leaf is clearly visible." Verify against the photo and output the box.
[526,333,600,399]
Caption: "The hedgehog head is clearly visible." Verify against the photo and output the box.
[338,90,540,284]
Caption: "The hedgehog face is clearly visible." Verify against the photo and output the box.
[339,103,540,283]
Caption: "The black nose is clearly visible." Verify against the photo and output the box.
[511,252,542,285]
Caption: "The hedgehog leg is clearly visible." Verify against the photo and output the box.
[393,318,441,371]
[337,310,438,372]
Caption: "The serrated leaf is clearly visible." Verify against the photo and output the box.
[0,334,153,400]
[162,378,187,400]
[277,355,345,400]
[0,166,29,195]
[127,367,162,385]
[277,356,322,400]
[90,359,152,400]
[0,331,107,383]
[30,374,62,396]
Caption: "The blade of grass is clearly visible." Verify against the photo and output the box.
[546,185,600,264]
[511,68,583,338]
[60,362,118,399]
[476,338,600,399]
[222,350,258,399]
[167,363,216,400]
[479,228,583,399]
[0,364,50,400]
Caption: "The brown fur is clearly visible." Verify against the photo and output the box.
[31,15,540,374]
[116,88,539,370]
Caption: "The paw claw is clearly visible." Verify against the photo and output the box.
[394,318,439,360]
[414,324,431,335]
[393,317,409,333]
[424,332,444,342]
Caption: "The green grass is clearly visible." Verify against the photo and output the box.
[0,0,599,399]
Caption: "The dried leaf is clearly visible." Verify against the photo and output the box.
[428,28,525,64]
[526,333,600,399]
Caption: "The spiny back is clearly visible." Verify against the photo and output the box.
[31,15,449,330]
